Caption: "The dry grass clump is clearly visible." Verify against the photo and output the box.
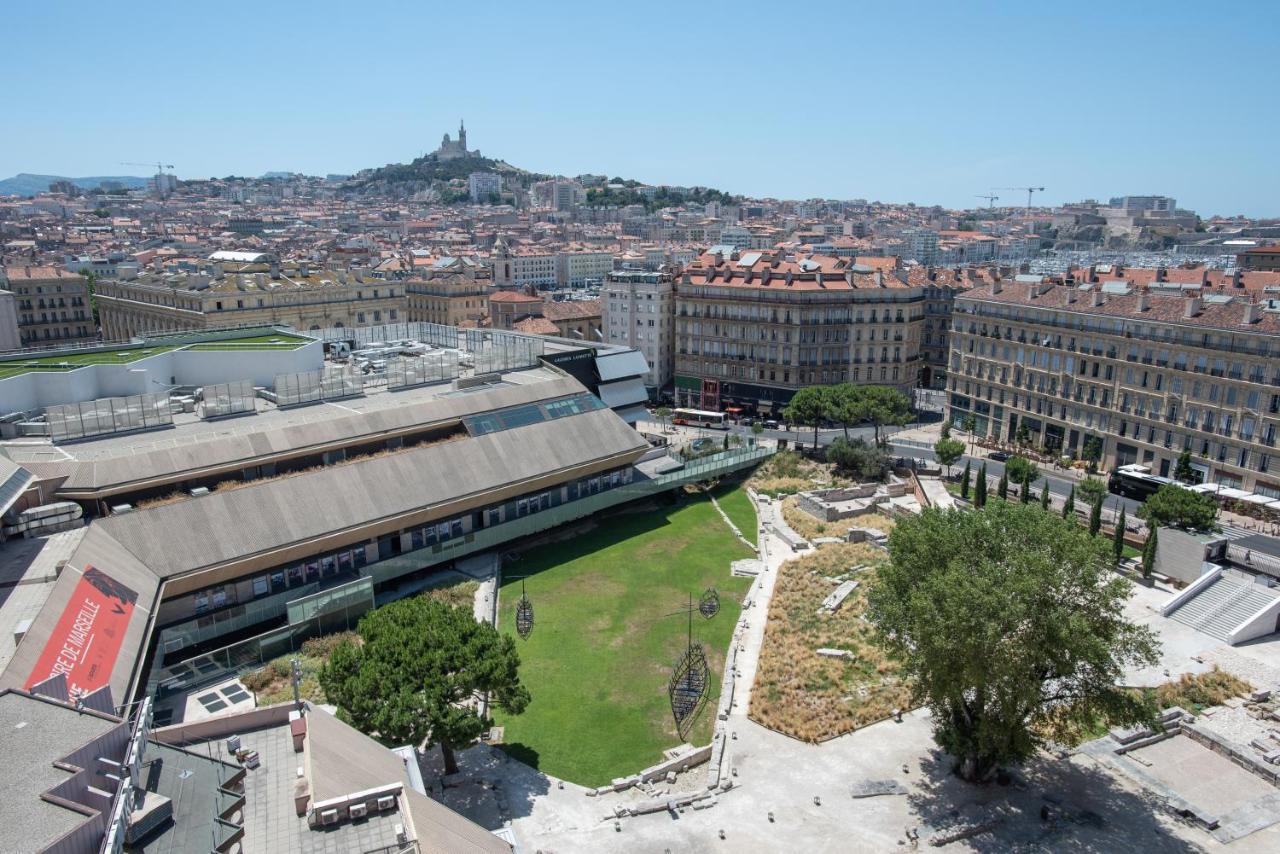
[1152,667,1251,712]
[780,497,895,542]
[749,542,910,742]
[748,450,851,497]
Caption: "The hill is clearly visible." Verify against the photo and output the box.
[0,173,151,196]
[343,153,545,198]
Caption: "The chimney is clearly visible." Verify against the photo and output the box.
[1026,281,1039,301]
[1091,288,1104,308]
[992,279,1002,295]
[1184,296,1202,318]
[1066,287,1077,304]
[1243,301,1262,325]
[1087,263,1098,283]
[762,268,771,285]
[784,271,793,286]
[1136,291,1149,312]
[1232,268,1243,288]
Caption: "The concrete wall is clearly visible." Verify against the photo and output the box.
[1156,527,1219,585]
[0,341,323,412]
[1227,591,1280,645]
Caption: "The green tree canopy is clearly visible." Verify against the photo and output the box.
[1004,455,1039,486]
[1078,477,1107,508]
[859,385,913,445]
[319,595,530,773]
[1174,451,1196,484]
[783,386,828,450]
[1138,484,1218,532]
[934,437,965,476]
[827,437,891,480]
[974,462,988,507]
[868,502,1159,782]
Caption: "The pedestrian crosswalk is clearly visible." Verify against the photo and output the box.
[1219,525,1256,541]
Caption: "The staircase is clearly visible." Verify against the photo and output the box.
[1169,574,1280,641]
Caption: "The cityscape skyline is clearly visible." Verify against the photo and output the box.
[5,0,1279,217]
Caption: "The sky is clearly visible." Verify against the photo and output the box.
[4,0,1278,217]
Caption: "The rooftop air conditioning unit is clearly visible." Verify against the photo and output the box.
[348,803,368,819]
[395,824,407,844]
[319,809,339,826]
[376,795,396,811]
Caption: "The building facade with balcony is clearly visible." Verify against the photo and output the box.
[2,266,94,346]
[672,250,924,412]
[948,277,1280,492]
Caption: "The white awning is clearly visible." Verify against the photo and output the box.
[1239,493,1275,505]
[614,404,648,424]
[597,377,648,409]
[595,349,649,381]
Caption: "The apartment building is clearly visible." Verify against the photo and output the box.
[948,278,1280,493]
[673,250,925,413]
[603,268,675,393]
[558,249,614,288]
[468,171,503,202]
[2,266,95,346]
[0,289,20,350]
[95,268,404,339]
[404,256,491,326]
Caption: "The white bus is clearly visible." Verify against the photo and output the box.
[671,408,728,429]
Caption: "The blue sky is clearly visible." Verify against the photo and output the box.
[5,1,1278,216]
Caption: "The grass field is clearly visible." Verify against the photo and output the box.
[493,488,755,787]
[711,479,758,545]
[0,332,311,379]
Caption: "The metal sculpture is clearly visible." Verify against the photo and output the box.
[666,592,718,738]
[515,578,534,640]
[698,586,720,619]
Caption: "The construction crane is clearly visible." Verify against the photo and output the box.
[975,194,999,209]
[121,161,175,175]
[999,186,1045,217]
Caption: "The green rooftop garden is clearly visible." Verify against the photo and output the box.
[0,332,312,380]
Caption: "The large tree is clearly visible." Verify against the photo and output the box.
[319,595,530,774]
[827,437,891,480]
[783,386,828,450]
[860,385,913,445]
[868,502,1159,782]
[1003,455,1039,487]
[824,384,863,440]
[934,437,965,477]
[1138,484,1218,532]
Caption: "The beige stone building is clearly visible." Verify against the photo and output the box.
[404,256,491,327]
[2,266,95,346]
[948,277,1280,493]
[673,250,925,413]
[95,268,405,339]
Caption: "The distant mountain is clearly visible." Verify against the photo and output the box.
[0,173,151,196]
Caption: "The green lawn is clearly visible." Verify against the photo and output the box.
[494,488,754,786]
[711,480,759,545]
[0,332,311,379]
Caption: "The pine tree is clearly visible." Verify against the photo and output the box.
[1141,526,1158,578]
[1041,479,1051,510]
[997,471,1009,500]
[1020,470,1032,503]
[1113,506,1127,565]
[1063,485,1076,520]
[1089,495,1103,537]
[961,462,971,500]
[975,463,988,508]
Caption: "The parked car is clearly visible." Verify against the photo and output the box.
[987,450,1010,462]
[740,416,755,427]
[763,419,780,430]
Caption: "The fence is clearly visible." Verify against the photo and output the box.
[386,354,459,390]
[46,392,173,442]
[274,369,364,407]
[202,379,256,419]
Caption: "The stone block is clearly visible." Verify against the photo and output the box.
[850,780,908,798]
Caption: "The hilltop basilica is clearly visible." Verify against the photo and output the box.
[433,119,481,161]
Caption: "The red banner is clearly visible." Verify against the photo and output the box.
[25,566,137,700]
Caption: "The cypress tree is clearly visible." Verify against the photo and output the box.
[1020,470,1032,503]
[1113,506,1127,565]
[1063,485,1075,520]
[997,471,1008,501]
[975,463,988,507]
[1141,526,1158,578]
[1040,479,1051,510]
[1088,495,1103,537]
[961,462,971,500]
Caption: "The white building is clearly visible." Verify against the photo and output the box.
[602,269,674,394]
[468,171,503,202]
[902,227,939,265]
[0,289,20,351]
[558,250,615,288]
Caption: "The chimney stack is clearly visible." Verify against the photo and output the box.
[1243,301,1262,325]
[1184,296,1202,318]
[1232,268,1243,288]
[992,279,1002,295]
[1091,288,1104,308]
[1066,287,1077,304]
[1136,291,1149,312]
